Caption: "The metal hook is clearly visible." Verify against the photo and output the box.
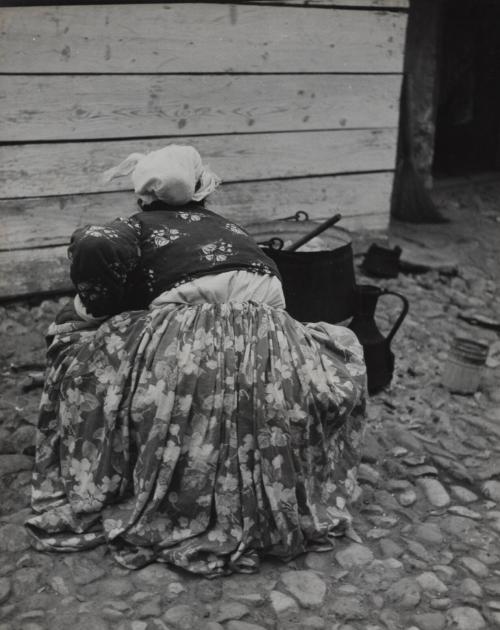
[282,211,309,222]
[258,237,284,250]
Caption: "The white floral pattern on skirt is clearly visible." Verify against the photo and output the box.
[26,301,366,577]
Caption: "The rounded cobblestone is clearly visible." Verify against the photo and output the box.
[1,182,500,630]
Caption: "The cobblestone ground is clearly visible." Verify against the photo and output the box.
[0,178,499,630]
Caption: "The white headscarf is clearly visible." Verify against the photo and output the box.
[102,144,221,205]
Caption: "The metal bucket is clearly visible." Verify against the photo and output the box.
[247,220,356,324]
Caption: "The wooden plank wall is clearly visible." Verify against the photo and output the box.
[0,1,408,299]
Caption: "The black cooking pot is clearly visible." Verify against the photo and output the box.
[246,220,356,324]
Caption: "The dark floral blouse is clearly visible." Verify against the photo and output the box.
[69,201,280,318]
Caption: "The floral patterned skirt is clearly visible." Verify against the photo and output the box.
[26,301,366,577]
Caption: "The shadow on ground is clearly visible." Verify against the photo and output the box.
[0,176,499,630]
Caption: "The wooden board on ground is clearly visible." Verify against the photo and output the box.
[0,129,398,199]
[0,74,402,142]
[0,4,407,73]
[0,172,393,250]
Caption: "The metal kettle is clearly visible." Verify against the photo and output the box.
[348,284,409,395]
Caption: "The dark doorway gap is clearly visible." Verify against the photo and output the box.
[433,0,500,177]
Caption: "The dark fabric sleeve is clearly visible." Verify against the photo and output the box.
[68,218,142,318]
[54,299,81,324]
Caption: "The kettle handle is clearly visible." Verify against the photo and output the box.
[380,289,409,344]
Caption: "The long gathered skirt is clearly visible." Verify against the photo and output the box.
[26,301,366,577]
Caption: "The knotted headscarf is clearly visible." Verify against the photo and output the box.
[102,144,221,205]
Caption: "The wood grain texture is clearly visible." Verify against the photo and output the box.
[1,74,402,142]
[0,246,71,300]
[0,0,409,7]
[0,1,405,299]
[0,4,407,73]
[0,129,398,199]
[249,0,408,7]
[0,172,393,250]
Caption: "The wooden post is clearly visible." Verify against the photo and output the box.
[403,0,443,188]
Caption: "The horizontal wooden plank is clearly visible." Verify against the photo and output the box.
[0,74,402,142]
[0,4,407,73]
[210,173,392,232]
[0,1,409,8]
[251,0,408,7]
[0,172,394,250]
[0,246,71,299]
[0,211,389,300]
[0,129,398,199]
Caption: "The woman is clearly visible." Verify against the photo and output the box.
[26,145,366,577]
